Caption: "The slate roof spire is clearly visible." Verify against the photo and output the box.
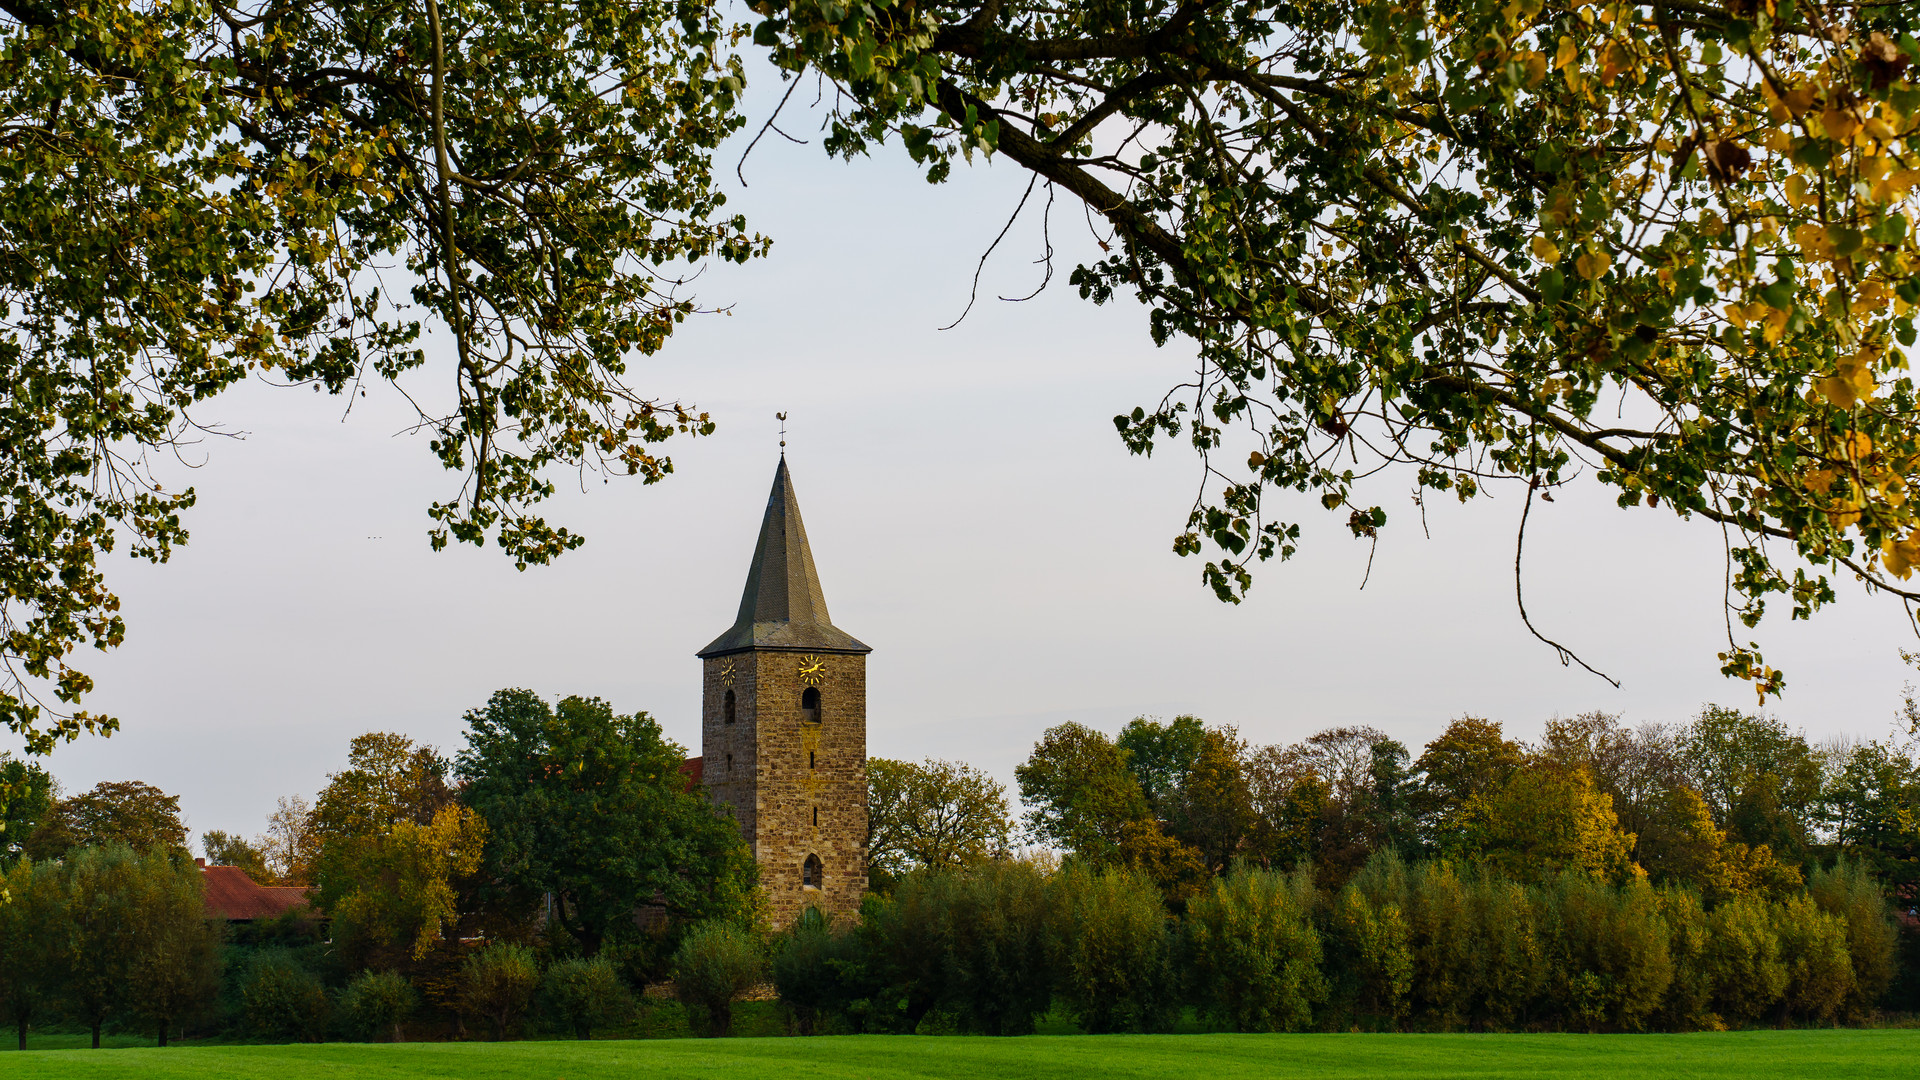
[697,459,870,657]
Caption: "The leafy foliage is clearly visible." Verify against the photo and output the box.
[540,956,634,1040]
[0,0,760,750]
[458,943,540,1041]
[455,689,758,953]
[744,0,1920,696]
[25,779,188,860]
[339,969,419,1043]
[672,920,764,1038]
[867,757,1011,886]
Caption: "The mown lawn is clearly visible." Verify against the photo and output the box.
[0,1030,1915,1079]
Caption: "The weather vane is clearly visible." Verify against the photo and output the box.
[777,411,787,456]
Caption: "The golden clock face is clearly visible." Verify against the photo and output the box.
[797,655,826,686]
[719,660,736,688]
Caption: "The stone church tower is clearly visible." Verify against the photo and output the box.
[697,459,869,925]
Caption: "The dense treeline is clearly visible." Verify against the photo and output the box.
[761,854,1899,1034]
[2,688,1916,1044]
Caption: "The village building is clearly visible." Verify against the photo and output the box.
[196,859,311,923]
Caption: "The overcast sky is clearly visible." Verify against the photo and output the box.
[23,62,1920,847]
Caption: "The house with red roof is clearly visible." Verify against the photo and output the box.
[196,859,312,922]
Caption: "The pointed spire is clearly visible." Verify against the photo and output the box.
[697,459,870,657]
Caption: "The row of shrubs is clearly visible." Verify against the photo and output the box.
[731,855,1902,1035]
[237,947,638,1042]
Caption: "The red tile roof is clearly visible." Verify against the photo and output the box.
[680,756,703,789]
[200,864,312,921]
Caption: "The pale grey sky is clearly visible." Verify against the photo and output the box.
[24,62,1920,845]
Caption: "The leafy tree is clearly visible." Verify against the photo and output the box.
[541,956,633,1040]
[1331,851,1414,1029]
[1243,747,1329,872]
[25,780,187,860]
[459,943,540,1041]
[1184,866,1325,1032]
[943,860,1053,1035]
[0,756,52,864]
[125,853,223,1046]
[55,844,144,1048]
[1704,895,1789,1026]
[455,689,757,954]
[867,757,1011,885]
[1046,866,1174,1033]
[201,830,272,884]
[1413,719,1527,854]
[1014,722,1150,863]
[260,796,319,886]
[1771,893,1854,1025]
[1823,736,1920,901]
[1163,727,1255,875]
[1115,716,1208,812]
[1538,873,1672,1032]
[340,970,419,1043]
[327,803,488,967]
[1681,706,1825,860]
[0,0,754,749]
[0,857,65,1049]
[745,0,1920,701]
[1467,765,1640,886]
[1807,860,1900,1020]
[673,921,764,1038]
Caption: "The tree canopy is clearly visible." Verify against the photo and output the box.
[454,688,758,954]
[0,0,757,752]
[746,0,1920,697]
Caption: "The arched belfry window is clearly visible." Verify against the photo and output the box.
[802,854,823,890]
[723,689,736,725]
[800,686,821,724]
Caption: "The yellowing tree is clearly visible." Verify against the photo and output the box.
[1468,765,1640,885]
[330,804,488,962]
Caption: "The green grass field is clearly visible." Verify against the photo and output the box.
[0,1030,1915,1079]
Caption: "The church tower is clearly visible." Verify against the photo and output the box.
[697,459,870,925]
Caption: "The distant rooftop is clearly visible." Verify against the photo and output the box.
[198,862,311,921]
[697,458,870,658]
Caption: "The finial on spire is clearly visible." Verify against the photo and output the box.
[777,411,787,456]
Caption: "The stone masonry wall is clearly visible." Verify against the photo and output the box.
[703,650,868,926]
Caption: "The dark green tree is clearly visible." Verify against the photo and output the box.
[456,689,757,954]
[0,857,65,1049]
[25,780,187,860]
[55,844,144,1048]
[1014,722,1150,863]
[1681,706,1825,860]
[1116,716,1208,813]
[125,853,222,1046]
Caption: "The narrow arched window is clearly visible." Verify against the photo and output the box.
[808,750,815,770]
[812,806,819,827]
[801,685,821,723]
[726,753,734,773]
[802,853,823,890]
[723,689,736,725]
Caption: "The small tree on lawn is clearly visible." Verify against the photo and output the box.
[673,921,763,1037]
[340,970,419,1042]
[541,957,633,1040]
[459,943,540,1040]
[126,853,222,1046]
[57,845,144,1048]
[0,858,66,1049]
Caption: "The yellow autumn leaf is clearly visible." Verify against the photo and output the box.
[1785,174,1810,207]
[1555,35,1577,70]
[1761,308,1789,344]
[1824,106,1860,143]
[1575,247,1611,279]
[1531,235,1560,262]
[1817,374,1860,408]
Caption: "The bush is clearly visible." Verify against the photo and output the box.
[1537,873,1672,1032]
[1048,866,1175,1033]
[771,907,849,1035]
[945,860,1052,1035]
[339,970,417,1042]
[1405,861,1475,1029]
[1808,860,1899,1020]
[240,951,330,1042]
[1184,866,1324,1032]
[1468,873,1543,1030]
[457,943,539,1040]
[1772,893,1853,1024]
[1327,853,1413,1030]
[1704,896,1787,1025]
[542,956,633,1040]
[673,921,763,1037]
[1653,887,1717,1031]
